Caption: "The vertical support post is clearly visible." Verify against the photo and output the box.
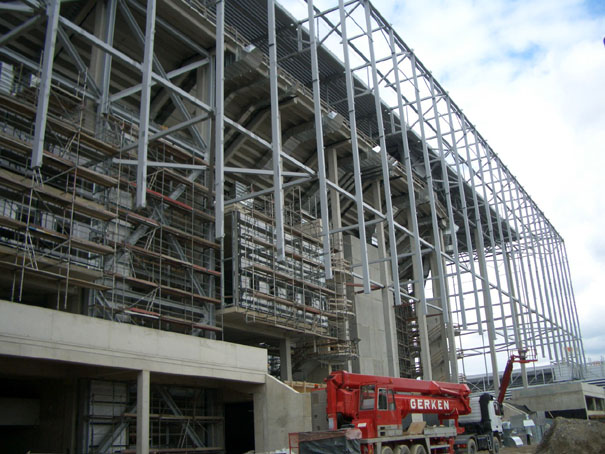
[135,0,156,209]
[457,120,484,335]
[31,0,60,169]
[338,0,370,292]
[431,84,466,330]
[503,166,539,353]
[439,231,459,381]
[560,241,587,369]
[545,231,574,365]
[268,0,285,261]
[475,228,500,393]
[137,370,150,454]
[328,147,353,372]
[363,1,402,307]
[280,338,293,382]
[214,0,225,239]
[408,207,431,380]
[409,55,449,324]
[370,183,399,377]
[475,141,508,346]
[388,28,432,378]
[307,0,332,279]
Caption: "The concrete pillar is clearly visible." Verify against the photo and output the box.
[429,230,459,382]
[408,209,432,380]
[328,147,352,373]
[428,250,451,381]
[137,370,150,454]
[370,182,399,377]
[280,338,293,382]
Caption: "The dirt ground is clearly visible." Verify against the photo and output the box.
[499,417,605,454]
[500,446,535,454]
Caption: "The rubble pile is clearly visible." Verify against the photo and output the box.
[536,417,605,454]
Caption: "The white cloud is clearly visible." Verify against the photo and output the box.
[278,0,605,372]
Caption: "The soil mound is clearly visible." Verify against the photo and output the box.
[535,417,605,454]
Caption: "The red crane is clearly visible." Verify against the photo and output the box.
[324,370,472,454]
[497,350,536,406]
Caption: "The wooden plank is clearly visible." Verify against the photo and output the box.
[404,421,426,435]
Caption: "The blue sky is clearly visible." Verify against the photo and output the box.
[280,0,605,372]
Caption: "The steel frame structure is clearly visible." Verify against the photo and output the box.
[0,0,585,400]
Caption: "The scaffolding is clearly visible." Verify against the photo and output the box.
[223,186,357,370]
[0,58,219,337]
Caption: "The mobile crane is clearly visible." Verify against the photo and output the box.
[319,370,472,454]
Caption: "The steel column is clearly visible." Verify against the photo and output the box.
[307,0,333,279]
[215,0,225,239]
[363,1,402,308]
[338,0,371,292]
[268,0,285,261]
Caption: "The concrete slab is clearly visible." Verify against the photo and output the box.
[0,300,267,384]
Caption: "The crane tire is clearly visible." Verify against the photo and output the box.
[410,444,426,454]
[490,437,500,454]
[466,439,477,454]
[394,445,411,454]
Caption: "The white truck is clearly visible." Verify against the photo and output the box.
[454,351,535,454]
[454,393,503,454]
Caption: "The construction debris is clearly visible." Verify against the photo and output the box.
[535,417,605,454]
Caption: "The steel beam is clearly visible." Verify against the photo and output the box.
[135,0,156,208]
[31,0,60,169]
[0,13,42,47]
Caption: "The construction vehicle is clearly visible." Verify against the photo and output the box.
[454,351,536,454]
[296,370,472,454]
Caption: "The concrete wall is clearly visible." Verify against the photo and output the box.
[344,235,391,376]
[253,375,312,453]
[0,300,267,383]
[511,382,605,416]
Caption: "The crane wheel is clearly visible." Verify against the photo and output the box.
[381,447,393,454]
[393,445,411,454]
[410,444,426,454]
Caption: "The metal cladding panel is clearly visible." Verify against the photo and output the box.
[458,395,482,424]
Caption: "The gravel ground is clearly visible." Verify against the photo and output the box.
[500,446,535,454]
